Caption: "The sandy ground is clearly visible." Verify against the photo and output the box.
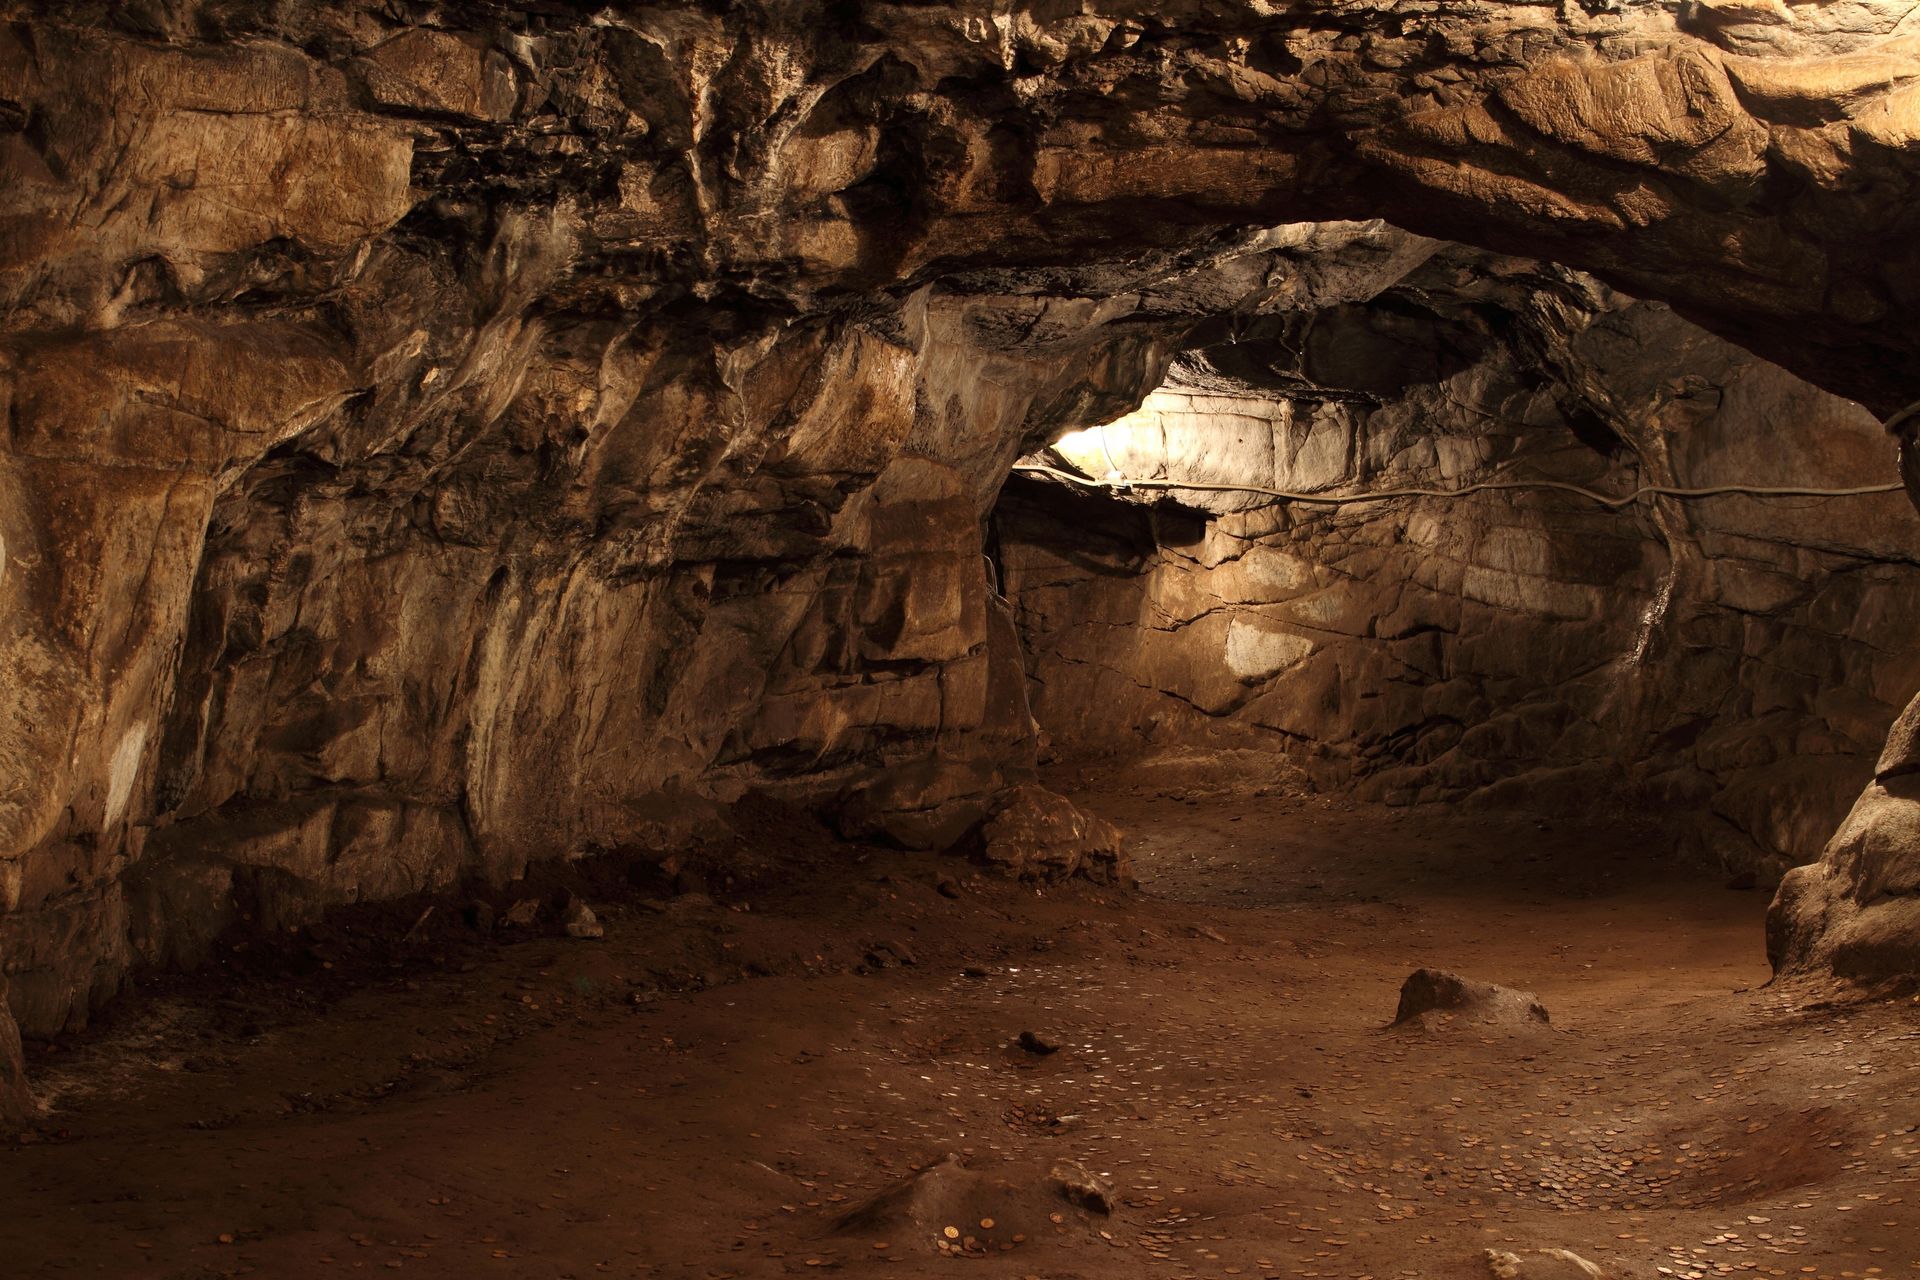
[7,767,1920,1280]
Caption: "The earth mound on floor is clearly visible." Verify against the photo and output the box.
[1394,968,1551,1031]
[831,1155,1113,1258]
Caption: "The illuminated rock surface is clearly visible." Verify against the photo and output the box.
[1000,247,1920,889]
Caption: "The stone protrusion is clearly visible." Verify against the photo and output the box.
[1393,969,1552,1031]
[980,786,1133,887]
[0,978,33,1126]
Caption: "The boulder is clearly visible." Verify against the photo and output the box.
[1047,1160,1114,1215]
[1394,968,1551,1031]
[1485,1248,1611,1280]
[563,900,605,940]
[980,785,1133,886]
[1769,772,1920,983]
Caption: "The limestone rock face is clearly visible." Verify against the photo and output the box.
[1792,534,1920,982]
[1768,742,1920,982]
[1,0,1919,1042]
[980,784,1131,886]
[1003,247,1920,883]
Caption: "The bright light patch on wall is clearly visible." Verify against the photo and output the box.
[1052,427,1099,456]
[1051,411,1149,482]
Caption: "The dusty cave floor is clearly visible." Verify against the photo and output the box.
[8,766,1920,1280]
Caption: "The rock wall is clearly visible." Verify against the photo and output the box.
[2,0,1919,1070]
[1770,692,1920,983]
[0,178,1436,1042]
[0,259,1135,1035]
[1002,250,1920,882]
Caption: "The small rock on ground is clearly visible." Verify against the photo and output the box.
[1048,1160,1112,1214]
[1395,968,1550,1029]
[1016,1030,1059,1055]
[1485,1246,1611,1279]
[564,901,604,939]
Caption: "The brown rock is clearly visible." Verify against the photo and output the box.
[563,901,604,940]
[0,978,31,1125]
[1047,1160,1114,1215]
[1876,690,1920,780]
[1485,1248,1611,1280]
[1016,1030,1059,1056]
[1394,969,1551,1031]
[834,1154,1109,1250]
[357,29,518,122]
[1768,776,1920,982]
[981,786,1132,886]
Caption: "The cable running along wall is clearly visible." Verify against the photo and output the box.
[1013,393,1920,506]
[1008,463,1906,509]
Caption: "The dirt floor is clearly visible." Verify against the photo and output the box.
[8,760,1920,1280]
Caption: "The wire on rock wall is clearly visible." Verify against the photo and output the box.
[1008,463,1907,509]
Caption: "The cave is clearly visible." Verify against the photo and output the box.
[7,4,1920,1278]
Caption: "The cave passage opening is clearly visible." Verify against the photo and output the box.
[986,237,1920,907]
